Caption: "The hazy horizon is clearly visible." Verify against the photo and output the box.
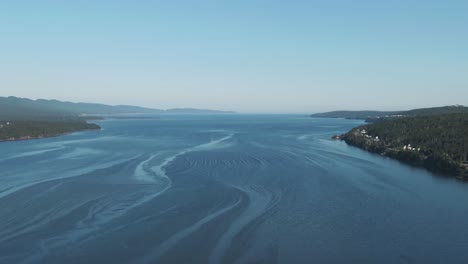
[1,1,467,113]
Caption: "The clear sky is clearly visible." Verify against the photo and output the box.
[1,1,467,113]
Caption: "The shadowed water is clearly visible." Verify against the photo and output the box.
[1,115,468,264]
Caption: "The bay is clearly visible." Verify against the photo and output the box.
[1,115,467,263]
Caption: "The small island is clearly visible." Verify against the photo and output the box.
[334,113,468,180]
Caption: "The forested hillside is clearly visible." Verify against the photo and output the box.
[0,120,100,141]
[0,97,109,140]
[0,96,234,141]
[0,96,162,119]
[312,105,468,121]
[340,114,468,178]
[310,110,399,119]
[0,96,233,119]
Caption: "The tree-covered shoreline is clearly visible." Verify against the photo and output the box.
[312,105,468,123]
[0,120,100,142]
[336,114,468,180]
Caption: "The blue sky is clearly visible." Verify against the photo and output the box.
[1,1,467,113]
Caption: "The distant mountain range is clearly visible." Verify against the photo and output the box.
[311,105,468,122]
[0,96,234,119]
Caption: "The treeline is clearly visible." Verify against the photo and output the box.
[0,96,162,119]
[311,110,399,119]
[312,105,468,121]
[0,120,100,141]
[341,114,468,178]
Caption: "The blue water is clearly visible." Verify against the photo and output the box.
[1,115,468,264]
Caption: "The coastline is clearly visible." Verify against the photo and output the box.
[323,112,468,181]
[0,124,101,143]
[333,130,468,181]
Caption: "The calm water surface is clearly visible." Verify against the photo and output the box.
[1,115,467,263]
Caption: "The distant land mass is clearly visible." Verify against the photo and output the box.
[403,105,468,116]
[0,96,161,120]
[0,96,234,120]
[163,108,235,114]
[310,110,400,120]
[0,96,233,141]
[311,105,468,123]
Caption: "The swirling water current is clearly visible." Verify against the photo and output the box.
[1,115,468,263]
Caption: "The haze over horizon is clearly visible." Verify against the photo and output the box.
[1,1,467,113]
